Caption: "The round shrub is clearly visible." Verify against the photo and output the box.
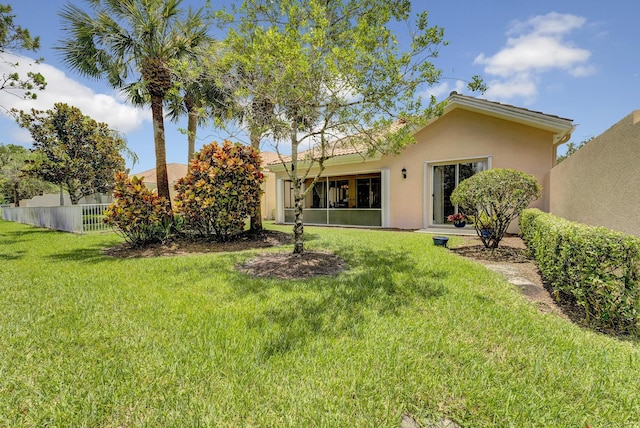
[103,171,173,246]
[174,140,264,241]
[451,168,541,248]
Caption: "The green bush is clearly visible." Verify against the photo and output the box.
[451,168,541,248]
[103,172,173,246]
[521,209,640,335]
[174,140,264,241]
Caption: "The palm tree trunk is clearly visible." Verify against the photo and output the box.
[151,94,172,209]
[187,109,197,167]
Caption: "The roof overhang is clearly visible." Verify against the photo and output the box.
[440,93,575,145]
[267,151,383,173]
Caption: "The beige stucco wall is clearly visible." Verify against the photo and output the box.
[550,111,640,237]
[261,170,276,220]
[272,108,558,230]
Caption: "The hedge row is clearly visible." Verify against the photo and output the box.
[520,209,640,335]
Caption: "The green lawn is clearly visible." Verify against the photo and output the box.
[1,220,639,427]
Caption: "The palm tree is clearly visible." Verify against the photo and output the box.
[166,44,237,166]
[57,0,211,206]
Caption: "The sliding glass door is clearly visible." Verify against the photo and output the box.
[432,160,487,225]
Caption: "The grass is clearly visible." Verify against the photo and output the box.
[0,220,639,427]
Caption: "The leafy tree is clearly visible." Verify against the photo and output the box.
[557,136,594,163]
[103,171,173,246]
[450,168,541,249]
[224,0,484,253]
[17,103,128,205]
[174,140,264,241]
[0,143,54,206]
[0,3,46,105]
[57,0,211,207]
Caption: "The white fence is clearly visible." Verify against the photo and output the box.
[1,203,112,233]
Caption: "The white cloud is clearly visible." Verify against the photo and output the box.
[0,53,149,133]
[421,80,468,100]
[475,12,594,102]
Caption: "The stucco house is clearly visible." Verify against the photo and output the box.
[267,92,575,232]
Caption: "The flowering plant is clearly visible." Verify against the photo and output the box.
[447,213,467,223]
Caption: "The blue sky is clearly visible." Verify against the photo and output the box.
[1,0,639,174]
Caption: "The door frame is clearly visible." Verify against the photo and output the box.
[423,155,492,229]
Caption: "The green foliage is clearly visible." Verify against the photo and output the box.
[521,209,640,335]
[224,0,484,252]
[174,140,264,241]
[103,171,173,246]
[451,168,541,248]
[0,3,46,102]
[557,136,594,163]
[0,143,54,205]
[16,103,128,205]
[57,0,211,202]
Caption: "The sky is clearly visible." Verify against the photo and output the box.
[1,0,639,174]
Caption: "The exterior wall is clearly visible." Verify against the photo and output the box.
[272,108,558,230]
[550,111,640,237]
[386,109,555,230]
[261,170,277,220]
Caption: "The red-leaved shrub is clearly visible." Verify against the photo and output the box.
[103,171,173,246]
[174,140,264,241]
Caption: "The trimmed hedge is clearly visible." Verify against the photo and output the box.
[520,209,640,335]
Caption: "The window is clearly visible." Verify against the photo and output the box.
[356,177,381,208]
[283,180,295,208]
[311,181,327,208]
[329,179,349,208]
[432,160,487,224]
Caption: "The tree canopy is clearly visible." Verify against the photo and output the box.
[223,0,484,253]
[17,103,129,205]
[0,3,46,106]
[0,143,55,206]
[57,0,211,206]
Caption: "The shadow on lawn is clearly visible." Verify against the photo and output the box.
[235,245,448,359]
[46,245,121,263]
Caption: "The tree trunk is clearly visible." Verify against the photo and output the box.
[151,94,172,210]
[59,185,64,206]
[13,183,20,207]
[249,128,263,232]
[186,97,197,169]
[293,184,304,254]
[290,125,304,254]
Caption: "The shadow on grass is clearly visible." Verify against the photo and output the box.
[0,250,25,260]
[46,245,120,263]
[235,245,448,359]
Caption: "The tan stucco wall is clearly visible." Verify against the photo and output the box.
[550,111,640,237]
[261,171,276,220]
[272,108,558,230]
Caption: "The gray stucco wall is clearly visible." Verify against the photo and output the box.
[549,110,640,237]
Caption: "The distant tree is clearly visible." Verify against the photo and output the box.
[451,168,541,249]
[224,0,484,253]
[557,136,594,163]
[17,103,129,205]
[57,0,211,206]
[0,143,54,206]
[174,140,264,241]
[0,3,46,105]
